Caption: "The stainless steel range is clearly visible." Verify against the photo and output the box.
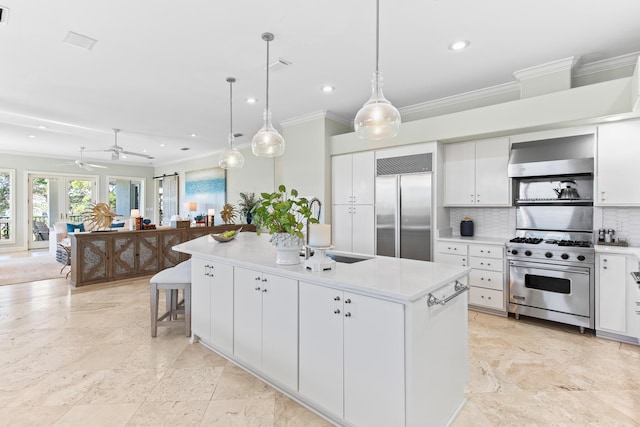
[507,133,596,333]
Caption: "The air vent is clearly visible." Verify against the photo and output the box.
[377,153,433,176]
[268,58,292,71]
[0,6,9,25]
[63,31,97,50]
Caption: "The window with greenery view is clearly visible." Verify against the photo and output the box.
[0,169,15,243]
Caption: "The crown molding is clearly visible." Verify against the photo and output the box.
[399,81,520,116]
[574,51,640,77]
[513,56,580,81]
[280,110,351,128]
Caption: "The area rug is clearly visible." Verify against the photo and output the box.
[0,255,66,286]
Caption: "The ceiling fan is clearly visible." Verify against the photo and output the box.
[96,128,155,160]
[60,147,108,171]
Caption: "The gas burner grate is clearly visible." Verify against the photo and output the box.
[509,237,543,244]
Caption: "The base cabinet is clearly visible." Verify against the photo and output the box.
[234,267,298,391]
[191,257,234,354]
[596,253,640,341]
[298,281,405,427]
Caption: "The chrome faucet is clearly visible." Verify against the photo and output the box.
[305,197,322,259]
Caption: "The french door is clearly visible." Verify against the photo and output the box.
[28,173,97,250]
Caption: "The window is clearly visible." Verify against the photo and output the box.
[0,169,15,244]
[107,176,144,217]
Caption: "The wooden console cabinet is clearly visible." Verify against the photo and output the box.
[70,225,253,287]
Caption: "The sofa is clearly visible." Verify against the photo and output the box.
[49,220,128,256]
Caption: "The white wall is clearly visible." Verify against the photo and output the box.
[0,152,154,252]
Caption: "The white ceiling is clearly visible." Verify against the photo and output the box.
[1,0,639,167]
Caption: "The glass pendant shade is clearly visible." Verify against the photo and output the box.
[354,0,401,140]
[354,71,401,140]
[219,136,245,168]
[252,32,285,157]
[252,108,285,157]
[219,77,244,169]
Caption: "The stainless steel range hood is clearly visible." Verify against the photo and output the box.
[507,134,595,178]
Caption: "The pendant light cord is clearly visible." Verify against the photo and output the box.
[375,0,380,74]
[229,79,233,148]
[265,38,270,110]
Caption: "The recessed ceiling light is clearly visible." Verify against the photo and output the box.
[246,97,258,104]
[190,133,198,137]
[28,134,36,138]
[37,125,47,129]
[322,85,335,93]
[159,143,166,147]
[448,40,470,51]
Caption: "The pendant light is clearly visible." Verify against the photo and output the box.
[219,77,244,168]
[251,32,285,157]
[354,0,401,140]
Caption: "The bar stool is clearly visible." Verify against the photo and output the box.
[150,259,192,337]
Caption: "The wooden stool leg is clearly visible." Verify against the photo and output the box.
[184,284,191,337]
[151,283,159,337]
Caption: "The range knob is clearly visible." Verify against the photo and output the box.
[561,253,569,260]
[545,252,553,258]
[577,255,586,261]
[525,250,532,256]
[511,249,518,255]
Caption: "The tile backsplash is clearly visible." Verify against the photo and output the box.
[601,207,640,246]
[449,207,516,238]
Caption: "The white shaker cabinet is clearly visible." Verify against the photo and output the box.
[596,253,640,342]
[298,281,405,427]
[444,137,511,206]
[191,257,234,354]
[332,151,375,254]
[596,120,640,206]
[233,267,298,390]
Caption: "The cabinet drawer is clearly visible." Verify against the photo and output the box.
[469,244,503,259]
[468,256,503,272]
[437,242,467,255]
[437,253,467,267]
[469,269,503,291]
[469,287,504,310]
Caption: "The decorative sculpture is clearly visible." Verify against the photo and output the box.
[84,202,117,230]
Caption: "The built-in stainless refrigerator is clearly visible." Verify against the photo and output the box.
[376,153,432,261]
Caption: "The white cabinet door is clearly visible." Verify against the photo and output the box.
[351,204,375,255]
[475,137,510,206]
[352,151,375,205]
[332,154,353,205]
[597,254,627,333]
[444,141,475,205]
[437,253,467,266]
[332,204,353,252]
[343,292,405,427]
[299,281,344,417]
[233,267,263,369]
[261,272,298,390]
[191,257,211,341]
[209,262,234,355]
[597,121,640,206]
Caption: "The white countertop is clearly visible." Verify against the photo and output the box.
[595,244,640,260]
[173,233,470,303]
[437,233,509,246]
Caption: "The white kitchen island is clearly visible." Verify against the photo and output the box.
[173,232,471,427]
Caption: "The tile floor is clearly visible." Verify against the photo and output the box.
[0,269,639,425]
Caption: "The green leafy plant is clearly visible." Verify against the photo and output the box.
[252,185,318,239]
[237,192,257,215]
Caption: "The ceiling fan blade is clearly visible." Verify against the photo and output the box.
[82,164,94,171]
[121,150,154,159]
[87,163,108,169]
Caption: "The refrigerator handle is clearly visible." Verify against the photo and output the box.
[395,175,401,258]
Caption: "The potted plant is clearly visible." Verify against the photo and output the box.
[252,185,318,265]
[237,192,257,224]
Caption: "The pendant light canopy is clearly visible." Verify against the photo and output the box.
[251,32,285,157]
[219,77,244,169]
[354,0,401,140]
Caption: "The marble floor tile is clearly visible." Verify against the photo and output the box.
[2,272,640,426]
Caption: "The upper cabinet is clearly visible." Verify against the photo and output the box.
[332,151,375,205]
[596,120,640,206]
[444,137,511,206]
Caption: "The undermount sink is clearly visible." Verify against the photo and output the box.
[326,253,372,264]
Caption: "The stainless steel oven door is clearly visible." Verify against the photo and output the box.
[509,260,591,316]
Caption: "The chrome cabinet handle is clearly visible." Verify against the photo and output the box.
[262,288,267,293]
[262,278,267,282]
[255,286,261,291]
[345,312,352,317]
[334,296,340,301]
[255,276,261,281]
[334,309,341,314]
